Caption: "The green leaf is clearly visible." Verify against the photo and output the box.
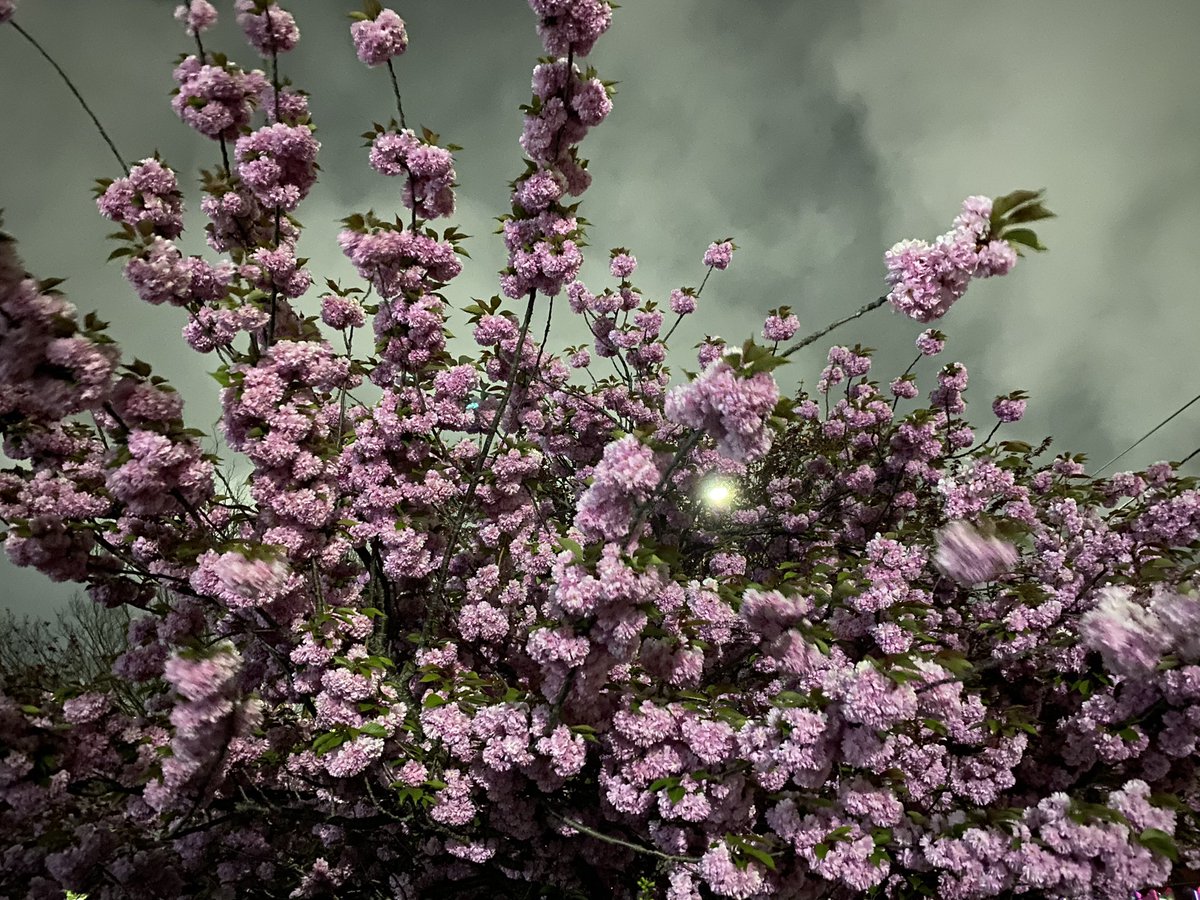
[125,358,153,378]
[1137,827,1178,862]
[991,189,1043,221]
[824,825,853,843]
[1000,228,1047,252]
[358,722,388,738]
[1003,201,1055,224]
[312,731,348,756]
[934,650,973,677]
[734,841,777,871]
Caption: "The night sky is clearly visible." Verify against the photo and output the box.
[3,1,1199,616]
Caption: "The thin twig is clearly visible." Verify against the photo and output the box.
[548,810,700,863]
[624,430,702,549]
[533,294,554,378]
[264,7,283,347]
[385,58,407,129]
[427,291,538,625]
[1094,390,1200,476]
[10,21,128,175]
[780,294,889,359]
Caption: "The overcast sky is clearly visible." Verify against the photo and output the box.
[3,1,1199,617]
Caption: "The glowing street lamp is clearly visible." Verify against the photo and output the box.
[700,476,737,511]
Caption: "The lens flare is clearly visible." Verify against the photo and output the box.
[700,477,737,510]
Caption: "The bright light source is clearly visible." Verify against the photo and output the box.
[700,477,737,510]
[705,483,732,505]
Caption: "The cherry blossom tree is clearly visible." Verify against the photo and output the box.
[1,1,1195,898]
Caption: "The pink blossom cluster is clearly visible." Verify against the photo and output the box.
[499,49,613,297]
[201,181,297,253]
[145,643,261,812]
[183,303,270,353]
[338,225,462,299]
[574,434,660,541]
[174,0,217,35]
[122,236,234,306]
[665,360,781,463]
[235,122,319,212]
[190,549,294,609]
[105,426,214,517]
[235,0,300,56]
[0,239,118,425]
[933,519,1020,586]
[240,242,312,298]
[350,8,408,67]
[528,0,613,57]
[884,195,1019,322]
[260,84,310,126]
[171,54,268,141]
[763,311,799,342]
[368,128,457,219]
[703,240,734,270]
[96,157,185,239]
[1080,586,1200,679]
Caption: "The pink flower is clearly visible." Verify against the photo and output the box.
[1079,587,1171,678]
[670,288,697,315]
[571,78,613,126]
[323,735,384,778]
[351,8,408,67]
[395,760,428,786]
[235,123,320,212]
[171,55,267,142]
[62,692,111,725]
[320,295,365,330]
[97,158,184,238]
[703,240,734,269]
[762,312,799,342]
[369,130,457,220]
[174,0,217,35]
[609,252,636,279]
[529,0,613,57]
[235,0,299,56]
[933,520,1018,586]
[697,842,767,899]
[992,394,1027,423]
[916,328,945,356]
[665,361,780,463]
[212,551,290,608]
[574,434,659,541]
[885,196,1019,322]
[123,238,233,306]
